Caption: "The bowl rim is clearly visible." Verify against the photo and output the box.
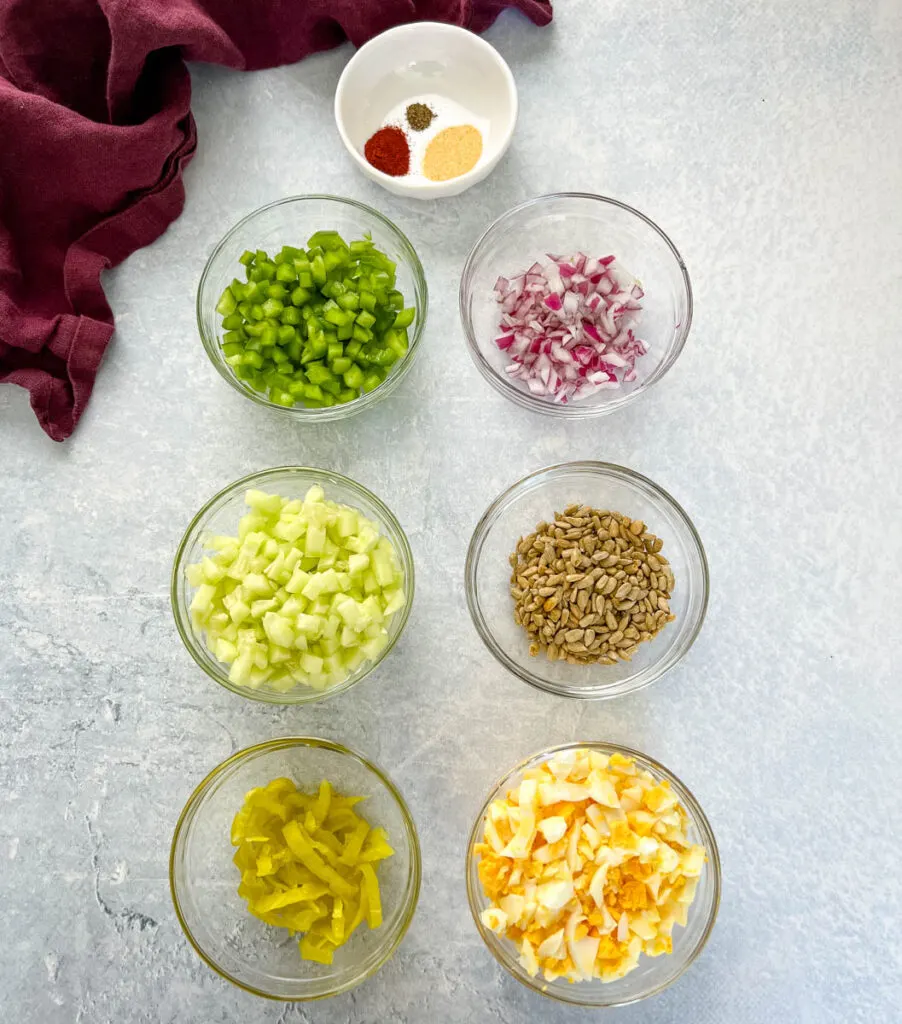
[170,466,415,705]
[465,461,709,699]
[333,21,518,195]
[170,735,423,1002]
[196,194,428,419]
[464,740,721,1007]
[458,192,693,418]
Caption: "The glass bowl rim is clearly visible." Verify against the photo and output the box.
[464,740,721,1007]
[170,465,416,705]
[196,193,429,419]
[169,735,423,1002]
[464,460,709,699]
[458,191,693,419]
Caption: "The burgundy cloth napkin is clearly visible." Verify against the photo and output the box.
[0,0,552,441]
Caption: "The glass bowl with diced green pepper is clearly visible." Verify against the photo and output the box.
[171,467,415,704]
[197,196,427,417]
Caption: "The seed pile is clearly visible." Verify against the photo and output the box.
[509,505,675,664]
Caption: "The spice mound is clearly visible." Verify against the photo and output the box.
[364,126,410,177]
[423,125,483,182]
[509,505,674,664]
[475,748,706,983]
[232,777,394,964]
[405,102,435,132]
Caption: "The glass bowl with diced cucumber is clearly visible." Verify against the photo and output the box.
[171,467,415,704]
[197,196,427,417]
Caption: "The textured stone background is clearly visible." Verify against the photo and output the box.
[2,1,901,1021]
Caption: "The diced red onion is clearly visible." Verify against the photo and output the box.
[491,252,647,403]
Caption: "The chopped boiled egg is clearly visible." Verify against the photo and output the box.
[474,748,707,984]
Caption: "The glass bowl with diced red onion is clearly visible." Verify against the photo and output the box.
[459,194,692,416]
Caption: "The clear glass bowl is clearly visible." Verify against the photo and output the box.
[171,467,414,705]
[197,195,428,420]
[171,737,421,1001]
[465,741,720,1007]
[465,462,708,698]
[459,193,692,417]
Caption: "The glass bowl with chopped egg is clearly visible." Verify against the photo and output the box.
[170,737,421,1000]
[171,466,414,705]
[465,742,720,1007]
[465,461,708,699]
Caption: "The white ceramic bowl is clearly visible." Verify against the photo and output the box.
[334,22,517,199]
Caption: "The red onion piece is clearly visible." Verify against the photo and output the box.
[491,253,648,404]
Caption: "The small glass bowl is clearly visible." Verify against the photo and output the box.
[466,741,720,1007]
[197,195,428,420]
[465,462,708,698]
[459,193,691,417]
[171,467,414,705]
[171,737,421,1001]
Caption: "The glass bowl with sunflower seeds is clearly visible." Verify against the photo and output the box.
[465,462,709,699]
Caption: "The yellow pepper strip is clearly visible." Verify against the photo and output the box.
[311,779,332,825]
[358,828,395,863]
[326,807,361,832]
[281,903,327,933]
[339,818,369,865]
[275,862,317,888]
[300,934,334,964]
[359,863,382,929]
[253,883,331,914]
[312,828,344,858]
[344,896,366,941]
[331,896,345,944]
[282,820,358,900]
[249,791,293,822]
[232,777,393,965]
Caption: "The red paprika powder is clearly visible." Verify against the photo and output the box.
[364,126,410,177]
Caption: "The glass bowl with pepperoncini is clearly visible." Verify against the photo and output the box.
[466,742,720,1007]
[170,737,421,1000]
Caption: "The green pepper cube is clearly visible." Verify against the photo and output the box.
[306,364,334,386]
[330,357,352,375]
[216,287,237,317]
